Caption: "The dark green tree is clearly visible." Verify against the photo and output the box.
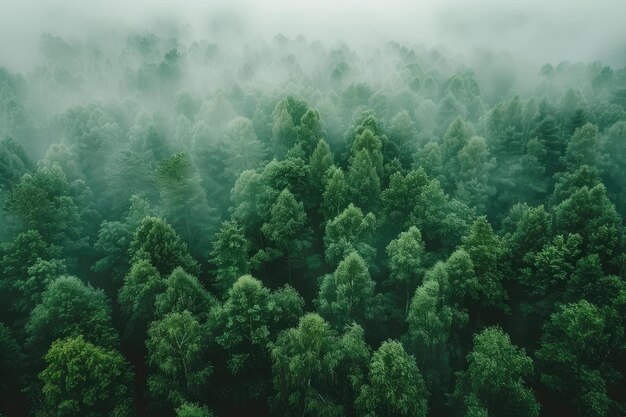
[535,301,621,417]
[39,336,132,417]
[26,276,117,355]
[129,216,199,276]
[154,267,217,322]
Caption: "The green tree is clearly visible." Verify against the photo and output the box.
[0,230,64,315]
[261,188,312,281]
[297,109,325,157]
[210,275,303,400]
[387,226,425,313]
[349,129,384,177]
[453,327,539,417]
[441,118,472,189]
[454,136,495,213]
[6,164,81,246]
[405,279,453,396]
[321,166,349,221]
[380,168,431,242]
[92,195,155,283]
[118,259,164,342]
[519,234,582,317]
[348,149,381,212]
[129,216,199,276]
[220,117,267,183]
[564,123,600,170]
[317,252,374,327]
[147,311,211,406]
[271,313,341,417]
[389,110,417,164]
[324,203,376,267]
[0,323,24,411]
[444,249,476,310]
[39,336,132,417]
[409,179,474,255]
[553,183,623,264]
[210,219,251,296]
[535,301,622,417]
[532,115,562,176]
[0,136,33,192]
[155,152,216,255]
[356,340,428,417]
[175,402,214,417]
[92,220,133,283]
[309,139,334,203]
[271,96,307,155]
[154,267,216,322]
[461,217,508,316]
[26,276,117,355]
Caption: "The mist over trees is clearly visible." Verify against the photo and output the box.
[1,2,626,417]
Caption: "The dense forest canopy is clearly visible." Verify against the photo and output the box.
[1,2,626,417]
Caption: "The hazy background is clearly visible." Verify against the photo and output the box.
[1,0,625,72]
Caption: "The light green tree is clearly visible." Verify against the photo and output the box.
[356,340,428,417]
[39,336,132,417]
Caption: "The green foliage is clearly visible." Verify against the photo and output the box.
[406,279,453,393]
[261,188,312,262]
[321,165,349,221]
[297,109,326,156]
[461,217,508,313]
[535,301,622,417]
[324,203,376,267]
[2,26,626,417]
[154,267,217,322]
[553,183,623,263]
[356,340,428,417]
[454,136,495,212]
[0,230,64,314]
[6,164,81,246]
[155,152,216,254]
[221,116,267,182]
[129,216,199,276]
[0,323,24,395]
[92,220,133,281]
[175,402,214,417]
[270,313,369,417]
[210,219,251,295]
[317,251,375,327]
[210,275,303,400]
[309,139,334,200]
[118,259,164,341]
[520,234,582,316]
[387,226,425,313]
[454,327,539,417]
[147,311,211,406]
[26,276,117,354]
[408,178,475,254]
[39,336,132,417]
[348,149,381,212]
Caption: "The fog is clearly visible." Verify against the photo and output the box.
[2,0,626,72]
[2,2,626,417]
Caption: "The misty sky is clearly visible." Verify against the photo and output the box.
[1,0,625,71]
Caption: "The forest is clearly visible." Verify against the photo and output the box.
[1,3,626,417]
